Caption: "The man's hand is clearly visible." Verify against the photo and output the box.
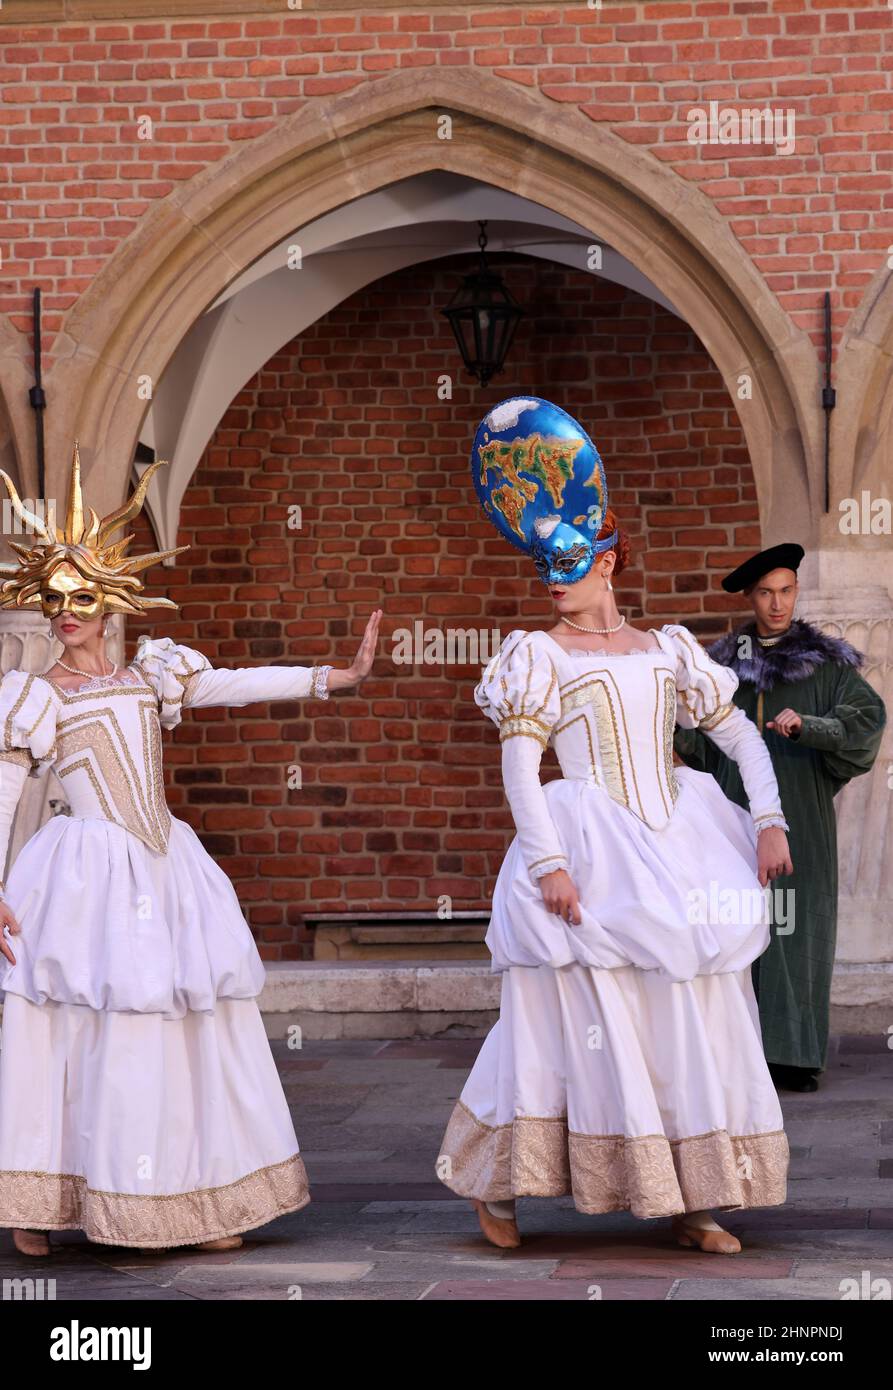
[0,899,21,966]
[538,868,582,926]
[766,707,802,738]
[757,826,793,886]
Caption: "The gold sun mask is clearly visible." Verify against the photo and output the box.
[0,441,188,618]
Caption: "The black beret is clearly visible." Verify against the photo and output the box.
[721,543,804,593]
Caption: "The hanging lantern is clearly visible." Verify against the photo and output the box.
[441,221,524,388]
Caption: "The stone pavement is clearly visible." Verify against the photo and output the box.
[2,1033,891,1301]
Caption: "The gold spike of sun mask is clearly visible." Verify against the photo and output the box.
[0,441,189,618]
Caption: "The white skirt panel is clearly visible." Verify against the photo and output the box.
[0,992,309,1246]
[438,962,788,1219]
[0,815,267,1018]
[486,768,772,978]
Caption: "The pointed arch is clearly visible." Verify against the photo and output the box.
[43,67,818,543]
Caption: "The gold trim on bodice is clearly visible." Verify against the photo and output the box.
[42,676,173,855]
[55,695,170,854]
[658,670,681,814]
[553,661,679,830]
[475,628,743,835]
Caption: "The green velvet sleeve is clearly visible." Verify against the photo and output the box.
[788,665,887,785]
[673,725,723,775]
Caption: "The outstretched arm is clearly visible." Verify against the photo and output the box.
[187,608,383,708]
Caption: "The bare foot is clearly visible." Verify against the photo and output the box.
[13,1228,50,1257]
[194,1235,243,1252]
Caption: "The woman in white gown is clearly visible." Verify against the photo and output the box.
[437,397,792,1254]
[0,446,381,1255]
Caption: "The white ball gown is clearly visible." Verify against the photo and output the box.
[437,625,790,1218]
[0,635,330,1247]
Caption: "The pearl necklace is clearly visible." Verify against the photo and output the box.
[56,656,119,680]
[561,614,626,635]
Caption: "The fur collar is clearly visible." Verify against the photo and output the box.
[707,618,864,693]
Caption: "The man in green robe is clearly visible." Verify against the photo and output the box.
[674,544,887,1092]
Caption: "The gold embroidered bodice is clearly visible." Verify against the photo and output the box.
[476,626,745,836]
[0,636,331,862]
[31,666,173,854]
[547,644,683,831]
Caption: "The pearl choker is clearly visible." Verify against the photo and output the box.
[55,656,119,679]
[561,614,626,636]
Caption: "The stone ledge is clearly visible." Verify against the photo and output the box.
[830,962,893,1007]
[1,962,886,1042]
[259,960,499,1039]
[256,960,893,1040]
[259,959,499,1017]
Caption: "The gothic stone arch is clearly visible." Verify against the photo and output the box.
[39,68,818,549]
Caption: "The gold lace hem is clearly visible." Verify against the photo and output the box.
[438,1100,788,1219]
[0,1152,310,1248]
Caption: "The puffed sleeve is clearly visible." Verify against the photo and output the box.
[476,631,570,885]
[662,623,740,730]
[0,670,57,891]
[134,635,332,731]
[662,625,788,833]
[0,670,57,776]
[475,629,562,750]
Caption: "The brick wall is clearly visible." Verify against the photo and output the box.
[2,0,891,357]
[125,256,756,954]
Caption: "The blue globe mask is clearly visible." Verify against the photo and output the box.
[471,397,617,587]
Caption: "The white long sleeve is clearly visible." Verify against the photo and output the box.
[474,630,569,885]
[0,758,28,889]
[501,736,570,884]
[699,704,789,832]
[184,662,330,710]
[135,635,331,730]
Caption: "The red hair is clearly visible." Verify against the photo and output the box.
[595,507,631,575]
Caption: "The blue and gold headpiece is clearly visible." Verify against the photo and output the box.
[471,396,617,586]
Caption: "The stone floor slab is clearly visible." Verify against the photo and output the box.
[554,1254,795,1279]
[2,1031,889,1301]
[423,1278,674,1300]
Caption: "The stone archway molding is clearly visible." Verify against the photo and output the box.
[44,67,820,546]
[833,262,893,527]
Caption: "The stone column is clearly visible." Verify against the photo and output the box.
[795,583,893,1018]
